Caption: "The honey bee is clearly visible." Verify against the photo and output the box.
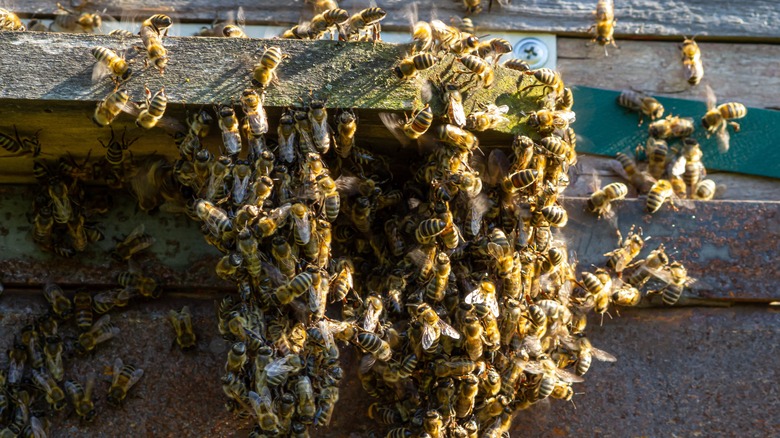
[692,179,724,201]
[91,46,132,83]
[409,9,433,54]
[135,86,167,129]
[223,9,249,38]
[0,8,25,31]
[436,124,479,153]
[434,358,478,378]
[587,176,628,223]
[92,89,130,127]
[457,55,495,88]
[604,226,644,273]
[379,104,434,149]
[424,252,451,302]
[526,98,576,135]
[252,46,283,89]
[354,332,392,361]
[522,68,565,96]
[617,89,664,124]
[73,291,93,332]
[610,152,655,193]
[63,375,96,423]
[656,261,697,306]
[107,357,144,406]
[43,283,73,320]
[195,199,233,237]
[139,24,169,74]
[76,314,120,355]
[503,58,531,72]
[645,179,676,213]
[334,109,357,158]
[414,302,461,353]
[475,38,513,65]
[304,7,349,39]
[32,369,67,411]
[112,223,155,261]
[225,341,248,374]
[466,104,510,131]
[43,335,64,381]
[31,206,54,249]
[648,115,694,139]
[431,19,479,55]
[701,86,747,154]
[141,13,173,37]
[168,306,197,351]
[611,282,642,307]
[625,244,669,288]
[344,7,387,41]
[272,269,316,306]
[566,336,617,376]
[211,104,242,157]
[295,375,317,424]
[240,89,269,138]
[394,53,438,80]
[248,388,281,434]
[589,0,618,56]
[681,36,703,86]
[0,125,42,157]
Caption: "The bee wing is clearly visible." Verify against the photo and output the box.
[555,366,585,383]
[521,360,545,375]
[91,60,112,83]
[485,294,500,319]
[112,357,124,384]
[294,213,311,243]
[667,155,687,178]
[308,280,324,313]
[483,148,510,186]
[318,320,336,350]
[359,353,377,374]
[450,99,467,127]
[236,6,246,28]
[362,305,379,333]
[261,261,287,287]
[180,306,194,334]
[438,320,461,340]
[554,110,576,125]
[378,112,413,148]
[715,124,730,154]
[127,367,144,389]
[407,246,434,270]
[167,309,182,335]
[90,314,112,331]
[94,325,120,344]
[265,357,295,379]
[705,84,717,110]
[84,373,96,399]
[590,346,618,362]
[32,370,52,393]
[123,224,146,243]
[334,175,364,197]
[421,323,437,350]
[405,2,418,32]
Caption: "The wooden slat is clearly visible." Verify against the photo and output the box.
[15,0,780,40]
[558,38,780,110]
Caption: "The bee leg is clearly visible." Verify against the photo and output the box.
[728,121,741,132]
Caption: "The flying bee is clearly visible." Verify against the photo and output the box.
[587,175,628,223]
[32,369,67,411]
[65,375,96,423]
[604,226,645,273]
[589,0,618,55]
[135,86,167,129]
[466,104,510,131]
[430,19,479,55]
[681,36,703,86]
[112,224,155,261]
[0,8,25,31]
[93,89,130,127]
[43,283,73,320]
[304,7,349,39]
[617,89,664,124]
[475,38,513,65]
[457,54,494,87]
[252,46,283,89]
[379,104,434,148]
[701,85,747,154]
[73,291,93,332]
[394,53,438,80]
[141,13,173,37]
[345,7,386,41]
[168,306,197,351]
[410,10,433,54]
[91,46,132,83]
[107,357,144,406]
[76,314,120,355]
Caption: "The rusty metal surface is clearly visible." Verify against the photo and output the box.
[0,293,776,437]
[562,198,780,302]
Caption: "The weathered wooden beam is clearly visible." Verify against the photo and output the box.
[0,294,773,437]
[15,0,780,40]
[558,38,780,110]
[0,32,537,182]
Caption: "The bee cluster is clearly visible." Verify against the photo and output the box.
[0,277,161,435]
[0,1,723,437]
[613,84,745,213]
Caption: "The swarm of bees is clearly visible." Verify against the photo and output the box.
[0,2,725,437]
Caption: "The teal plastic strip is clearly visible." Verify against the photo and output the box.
[571,86,780,179]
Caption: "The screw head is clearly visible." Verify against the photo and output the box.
[515,37,548,69]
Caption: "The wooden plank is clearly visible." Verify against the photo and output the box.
[0,294,775,436]
[15,0,780,40]
[570,87,780,178]
[558,38,780,110]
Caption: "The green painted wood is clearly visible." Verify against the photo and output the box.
[571,86,780,179]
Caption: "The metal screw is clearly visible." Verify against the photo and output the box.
[515,37,548,69]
